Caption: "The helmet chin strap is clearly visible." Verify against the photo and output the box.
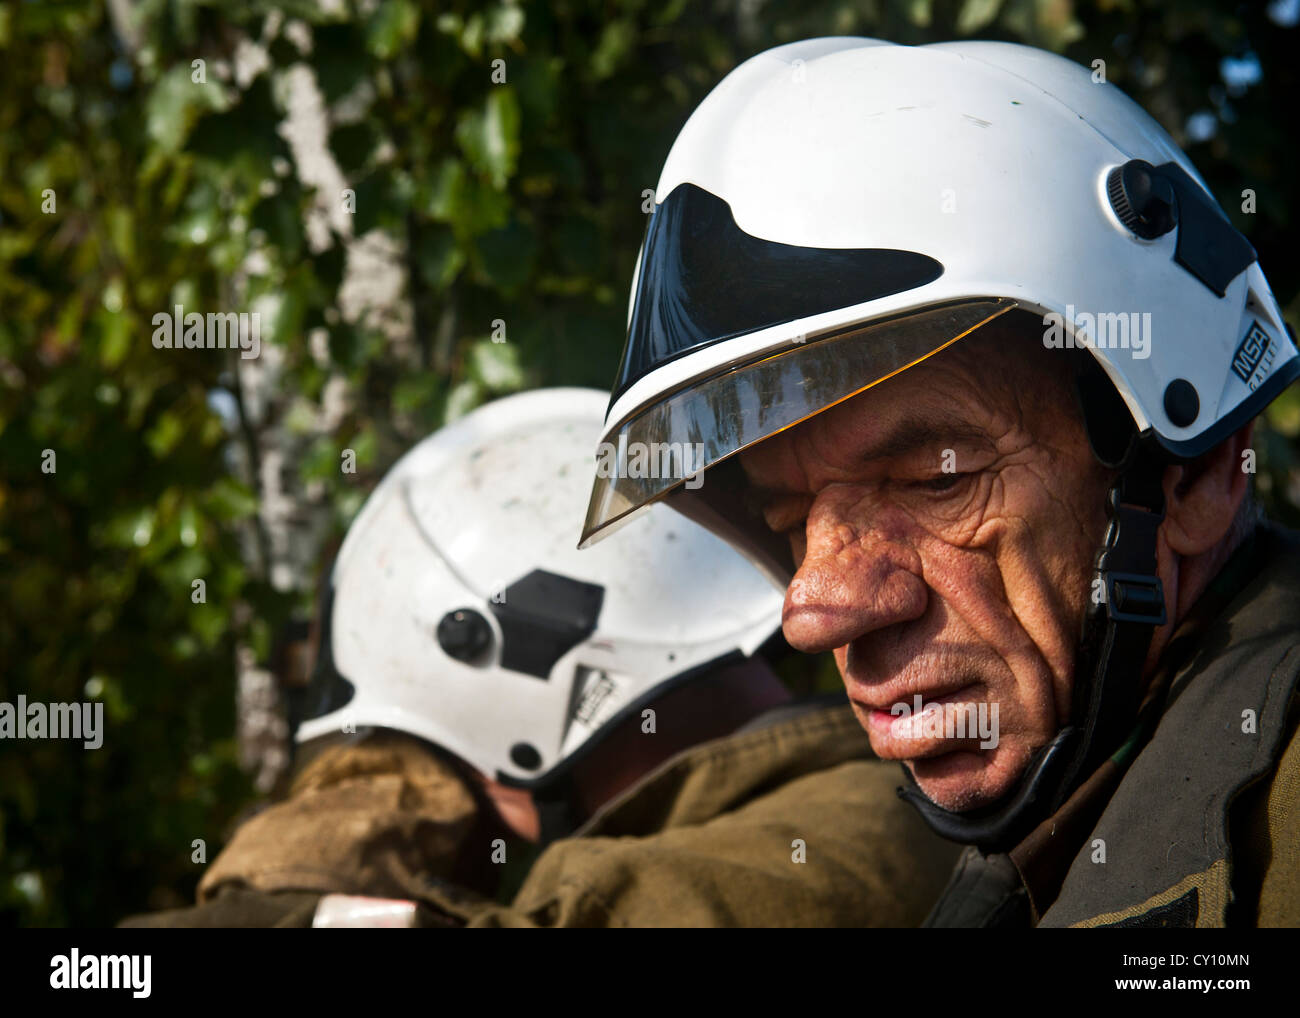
[533,780,581,846]
[898,438,1168,852]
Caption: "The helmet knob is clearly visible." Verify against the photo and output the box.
[1163,378,1200,428]
[1107,160,1179,240]
[510,742,542,771]
[437,608,492,662]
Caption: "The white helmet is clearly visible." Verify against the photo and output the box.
[294,387,782,788]
[580,37,1298,570]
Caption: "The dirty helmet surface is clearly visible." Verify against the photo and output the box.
[296,387,782,788]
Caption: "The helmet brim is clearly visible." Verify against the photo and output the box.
[581,297,1017,547]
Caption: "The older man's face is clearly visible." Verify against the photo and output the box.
[740,331,1115,811]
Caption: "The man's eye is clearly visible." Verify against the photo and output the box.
[915,472,968,492]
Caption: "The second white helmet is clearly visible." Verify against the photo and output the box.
[295,387,783,786]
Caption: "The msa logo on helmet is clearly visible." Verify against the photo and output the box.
[1231,321,1275,392]
[572,669,619,727]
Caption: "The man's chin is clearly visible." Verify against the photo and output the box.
[903,745,1031,813]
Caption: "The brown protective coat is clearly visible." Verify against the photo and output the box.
[122,704,960,928]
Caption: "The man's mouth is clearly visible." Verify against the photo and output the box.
[851,681,990,757]
[863,683,979,725]
[847,675,980,716]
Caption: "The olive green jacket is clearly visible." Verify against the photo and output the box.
[1041,523,1300,927]
[121,702,959,928]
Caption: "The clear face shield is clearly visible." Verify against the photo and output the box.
[580,181,1018,577]
[581,298,1018,583]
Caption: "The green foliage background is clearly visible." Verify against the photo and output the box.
[1,0,1297,927]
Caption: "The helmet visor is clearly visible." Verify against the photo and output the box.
[581,298,1017,546]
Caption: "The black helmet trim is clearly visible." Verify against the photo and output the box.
[611,181,944,405]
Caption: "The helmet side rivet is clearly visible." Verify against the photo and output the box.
[437,608,492,662]
[1163,379,1200,428]
[510,742,542,770]
[1107,160,1178,239]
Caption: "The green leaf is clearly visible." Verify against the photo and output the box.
[103,507,157,549]
[186,77,289,189]
[590,20,636,80]
[906,0,934,29]
[455,87,521,190]
[146,413,184,458]
[366,0,421,60]
[392,371,444,414]
[203,478,258,522]
[475,219,536,290]
[485,4,525,45]
[352,167,414,235]
[97,311,132,369]
[416,227,465,290]
[145,66,228,155]
[352,425,378,468]
[330,121,384,177]
[422,159,467,220]
[313,24,371,103]
[250,193,306,261]
[957,0,1005,34]
[469,339,525,393]
[251,275,308,349]
[444,378,485,422]
[327,321,363,368]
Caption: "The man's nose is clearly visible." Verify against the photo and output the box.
[781,503,928,653]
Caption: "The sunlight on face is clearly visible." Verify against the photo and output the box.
[741,331,1114,810]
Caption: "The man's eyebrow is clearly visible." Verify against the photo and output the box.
[744,412,993,501]
[860,413,993,463]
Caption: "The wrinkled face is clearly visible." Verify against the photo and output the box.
[740,330,1115,811]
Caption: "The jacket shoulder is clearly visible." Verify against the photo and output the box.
[1041,522,1300,927]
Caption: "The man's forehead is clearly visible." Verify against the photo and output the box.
[825,404,996,461]
[741,393,996,488]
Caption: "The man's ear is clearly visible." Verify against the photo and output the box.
[1161,422,1255,556]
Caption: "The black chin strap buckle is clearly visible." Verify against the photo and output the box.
[1095,474,1167,627]
[1105,572,1166,624]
